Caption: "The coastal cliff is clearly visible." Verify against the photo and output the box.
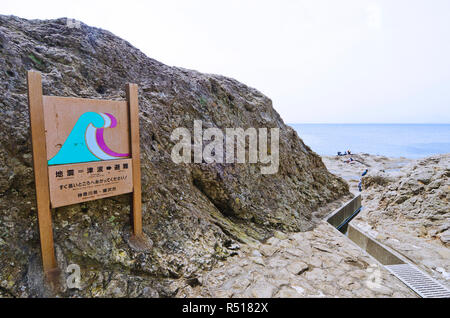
[0,16,349,297]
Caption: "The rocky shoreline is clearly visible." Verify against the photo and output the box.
[322,153,450,288]
[0,15,447,298]
[182,153,449,297]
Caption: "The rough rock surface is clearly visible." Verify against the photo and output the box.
[0,16,349,297]
[322,153,413,194]
[180,222,416,298]
[323,154,450,288]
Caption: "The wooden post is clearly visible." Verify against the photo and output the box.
[27,71,58,275]
[126,83,143,237]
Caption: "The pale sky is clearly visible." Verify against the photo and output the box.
[3,0,450,123]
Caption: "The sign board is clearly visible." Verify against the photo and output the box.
[27,71,143,276]
[48,159,133,208]
[43,96,133,207]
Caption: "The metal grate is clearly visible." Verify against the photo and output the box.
[385,264,450,298]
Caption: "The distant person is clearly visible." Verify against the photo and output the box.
[358,180,362,192]
[362,169,368,176]
[347,149,352,155]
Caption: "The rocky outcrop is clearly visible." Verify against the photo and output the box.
[0,16,348,297]
[323,154,449,287]
[361,155,449,246]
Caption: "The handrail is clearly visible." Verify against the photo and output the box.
[336,206,362,231]
[326,194,361,229]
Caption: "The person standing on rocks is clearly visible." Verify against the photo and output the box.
[358,169,368,191]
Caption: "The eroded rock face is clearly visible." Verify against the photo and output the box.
[0,15,348,297]
[361,155,449,241]
[355,154,450,287]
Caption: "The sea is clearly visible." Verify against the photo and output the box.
[290,124,450,159]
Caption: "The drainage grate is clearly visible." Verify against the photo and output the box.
[385,264,450,298]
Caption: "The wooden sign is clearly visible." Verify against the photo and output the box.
[48,159,133,208]
[27,71,143,277]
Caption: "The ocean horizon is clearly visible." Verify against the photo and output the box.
[290,123,450,159]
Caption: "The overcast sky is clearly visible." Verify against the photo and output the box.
[3,0,450,123]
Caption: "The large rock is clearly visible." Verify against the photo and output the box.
[362,155,449,227]
[0,15,348,297]
[356,154,450,287]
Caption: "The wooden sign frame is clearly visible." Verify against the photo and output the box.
[27,70,143,277]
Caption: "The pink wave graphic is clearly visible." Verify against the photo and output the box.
[95,113,130,157]
[105,113,117,128]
